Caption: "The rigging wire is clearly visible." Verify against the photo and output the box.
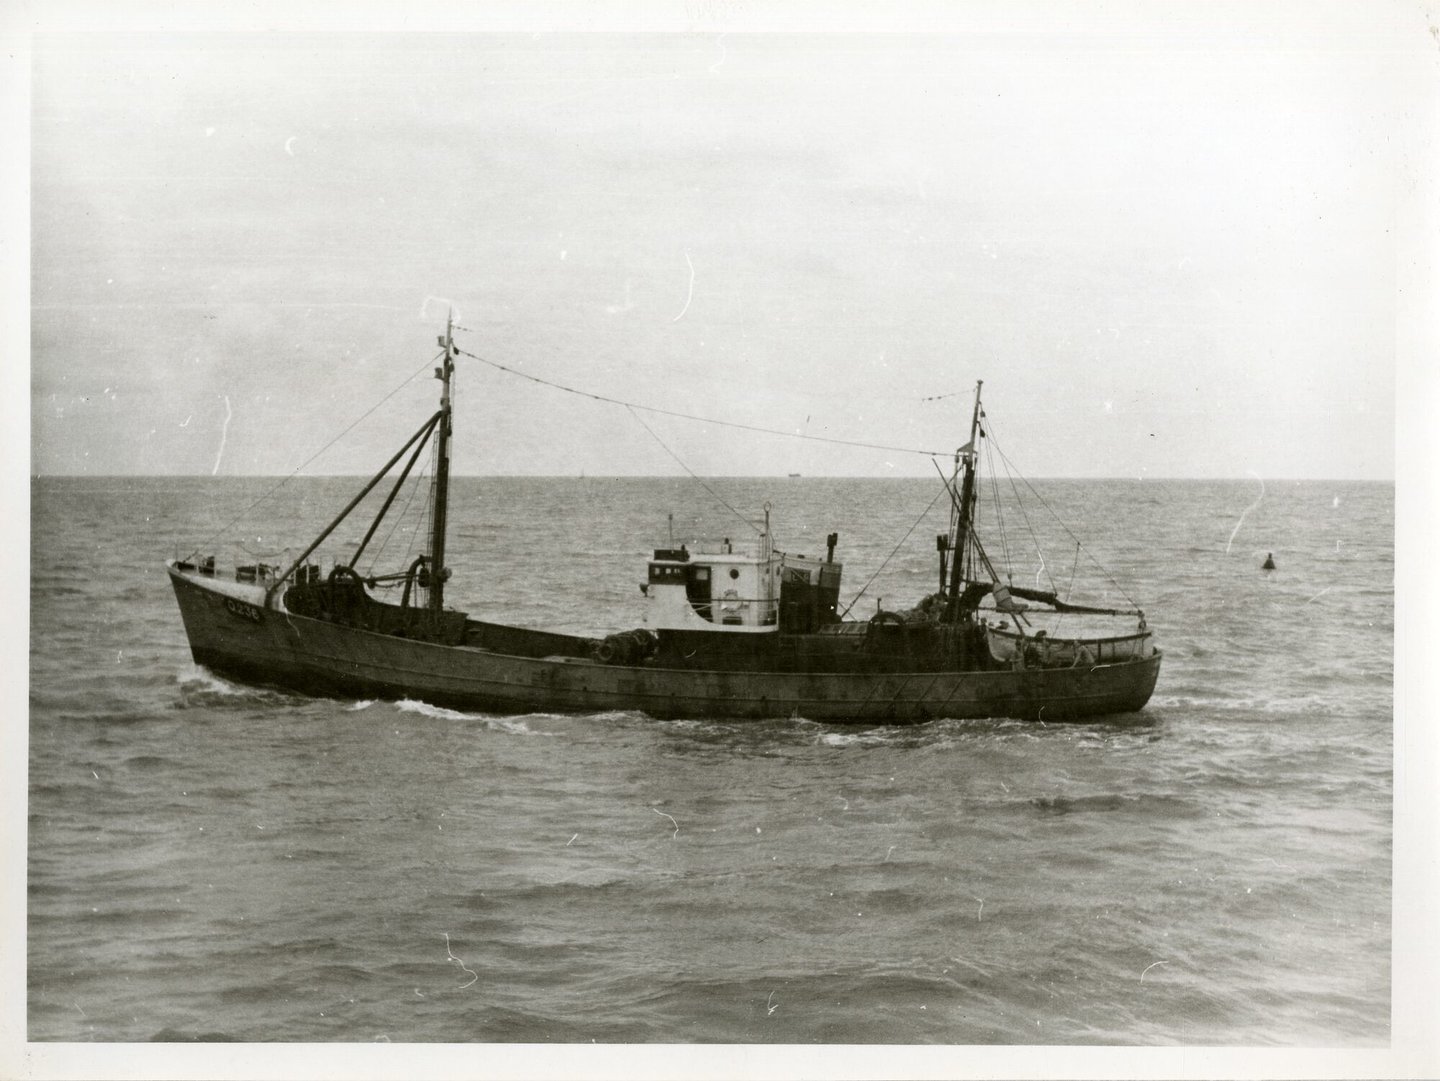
[991,432,1057,594]
[943,453,966,580]
[369,357,448,582]
[361,365,444,577]
[838,482,951,619]
[236,540,287,560]
[185,351,446,561]
[982,417,1139,608]
[983,432,1013,581]
[454,346,950,458]
[930,455,965,582]
[362,457,429,577]
[626,406,761,536]
[931,456,960,515]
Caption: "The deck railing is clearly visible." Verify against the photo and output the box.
[986,627,1153,666]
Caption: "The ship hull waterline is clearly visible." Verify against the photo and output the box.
[169,567,1161,724]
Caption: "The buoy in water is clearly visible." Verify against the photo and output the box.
[1262,552,1276,570]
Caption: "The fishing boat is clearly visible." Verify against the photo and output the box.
[167,316,1160,723]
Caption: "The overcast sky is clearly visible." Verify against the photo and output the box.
[25,10,1431,478]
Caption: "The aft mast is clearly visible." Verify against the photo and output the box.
[945,380,983,620]
[429,311,457,617]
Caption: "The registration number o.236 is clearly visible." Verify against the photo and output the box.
[224,598,263,623]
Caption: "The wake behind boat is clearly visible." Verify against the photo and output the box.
[167,316,1160,723]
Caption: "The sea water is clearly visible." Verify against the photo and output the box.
[26,476,1393,1045]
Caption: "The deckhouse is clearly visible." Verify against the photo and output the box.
[641,517,844,636]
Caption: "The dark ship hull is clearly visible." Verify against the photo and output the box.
[169,565,1160,723]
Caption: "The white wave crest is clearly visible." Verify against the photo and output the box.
[488,717,534,734]
[818,729,895,747]
[177,665,252,697]
[395,699,484,721]
[392,699,535,733]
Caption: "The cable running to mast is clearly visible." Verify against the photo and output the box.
[455,347,952,458]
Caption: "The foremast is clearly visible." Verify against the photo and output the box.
[428,311,457,616]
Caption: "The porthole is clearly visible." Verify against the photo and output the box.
[729,568,740,579]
